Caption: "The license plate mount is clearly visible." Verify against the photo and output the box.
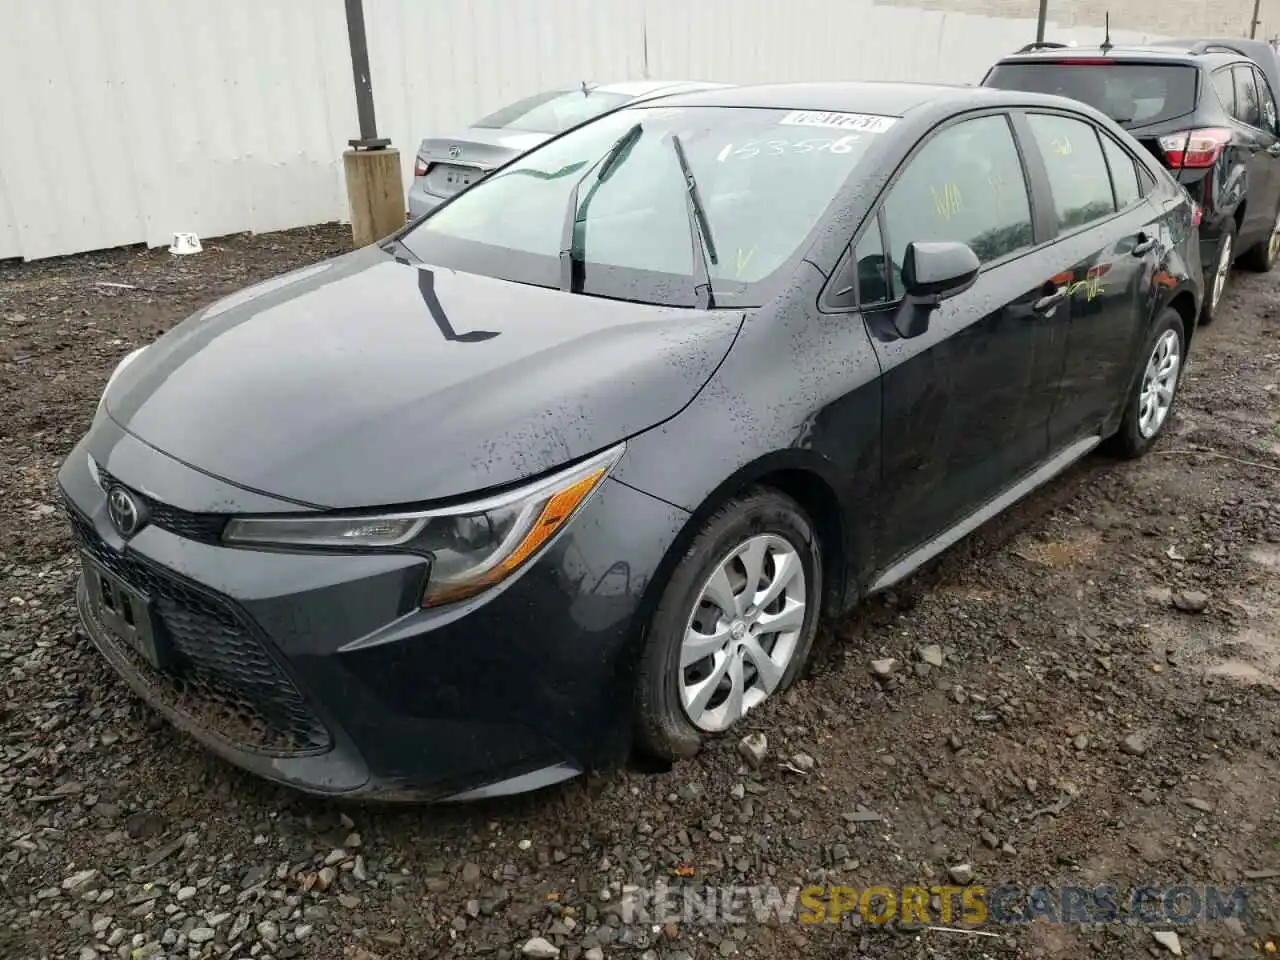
[81,552,173,671]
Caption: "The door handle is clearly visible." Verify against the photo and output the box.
[1033,285,1069,312]
[1131,233,1157,256]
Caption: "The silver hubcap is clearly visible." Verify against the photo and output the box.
[1138,329,1181,439]
[1212,233,1232,309]
[679,533,808,732]
[1269,211,1280,262]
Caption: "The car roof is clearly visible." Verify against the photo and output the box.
[633,79,1045,115]
[994,43,1244,66]
[585,80,732,97]
[1156,36,1279,63]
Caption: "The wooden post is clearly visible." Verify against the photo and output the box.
[342,0,403,247]
[343,148,405,247]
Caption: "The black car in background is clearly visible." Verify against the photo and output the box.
[983,40,1280,324]
[60,82,1201,801]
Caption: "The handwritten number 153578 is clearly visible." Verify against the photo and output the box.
[716,135,860,162]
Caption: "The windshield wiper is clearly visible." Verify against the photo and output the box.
[669,133,719,309]
[558,122,644,292]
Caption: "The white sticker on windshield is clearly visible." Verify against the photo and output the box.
[778,110,897,133]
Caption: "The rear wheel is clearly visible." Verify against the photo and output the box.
[1199,223,1235,326]
[633,489,822,761]
[1240,205,1280,272]
[1106,308,1186,459]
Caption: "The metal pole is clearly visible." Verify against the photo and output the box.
[1251,0,1262,38]
[1036,0,1048,42]
[344,0,389,149]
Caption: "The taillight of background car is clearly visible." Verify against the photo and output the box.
[1157,128,1231,169]
[414,156,429,177]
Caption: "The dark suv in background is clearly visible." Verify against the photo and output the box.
[983,40,1280,324]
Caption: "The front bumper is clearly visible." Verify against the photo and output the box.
[59,423,689,800]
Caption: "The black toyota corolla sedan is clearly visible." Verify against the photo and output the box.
[60,82,1202,802]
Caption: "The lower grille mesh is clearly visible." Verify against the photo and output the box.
[68,504,331,757]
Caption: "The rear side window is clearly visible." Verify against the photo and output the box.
[1099,134,1142,208]
[1233,66,1262,126]
[984,62,1198,126]
[473,89,632,134]
[880,114,1034,299]
[1026,114,1116,229]
[1212,68,1236,113]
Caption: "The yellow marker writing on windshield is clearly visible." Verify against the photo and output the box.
[736,247,756,278]
[931,182,962,221]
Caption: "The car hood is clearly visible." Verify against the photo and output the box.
[105,245,743,509]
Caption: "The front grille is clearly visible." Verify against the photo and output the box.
[67,503,332,757]
[95,464,227,544]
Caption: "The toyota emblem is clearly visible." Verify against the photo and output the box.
[107,486,144,537]
[448,145,462,159]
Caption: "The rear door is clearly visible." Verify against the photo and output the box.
[1249,64,1280,234]
[846,112,1073,564]
[1018,111,1161,447]
[1230,64,1276,243]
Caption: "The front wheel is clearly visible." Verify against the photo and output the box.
[1105,308,1186,459]
[633,488,823,761]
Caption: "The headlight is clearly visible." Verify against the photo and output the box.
[222,443,625,607]
[98,346,148,411]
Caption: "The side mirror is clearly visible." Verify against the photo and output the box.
[892,241,981,339]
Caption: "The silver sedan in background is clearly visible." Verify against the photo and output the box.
[406,79,730,218]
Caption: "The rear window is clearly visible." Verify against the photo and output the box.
[473,89,633,135]
[401,105,887,308]
[984,62,1199,126]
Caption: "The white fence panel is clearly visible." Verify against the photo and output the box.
[0,0,356,261]
[0,0,1169,262]
[362,0,649,210]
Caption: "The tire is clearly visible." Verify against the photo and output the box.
[633,488,823,762]
[1198,222,1236,326]
[1105,307,1186,459]
[1239,204,1280,272]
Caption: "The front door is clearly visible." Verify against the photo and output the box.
[854,113,1070,567]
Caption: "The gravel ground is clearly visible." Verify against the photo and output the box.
[2,225,1279,960]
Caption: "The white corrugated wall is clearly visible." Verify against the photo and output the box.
[0,0,1162,262]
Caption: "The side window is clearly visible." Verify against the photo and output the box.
[880,114,1033,300]
[853,220,891,306]
[1212,68,1236,115]
[1233,66,1262,127]
[1099,133,1142,209]
[1026,113,1117,230]
[1256,67,1278,132]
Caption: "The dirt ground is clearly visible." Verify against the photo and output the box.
[1,225,1278,960]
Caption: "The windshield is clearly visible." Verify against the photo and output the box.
[984,62,1199,126]
[400,105,890,307]
[473,89,633,134]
